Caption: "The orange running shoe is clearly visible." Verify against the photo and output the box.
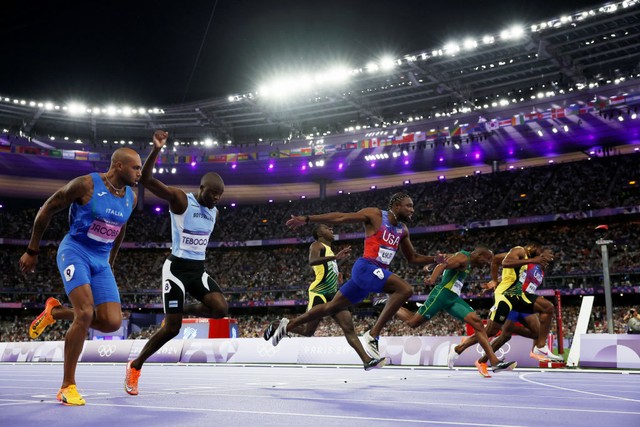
[29,297,61,339]
[56,385,85,406]
[125,360,141,395]
[474,360,492,378]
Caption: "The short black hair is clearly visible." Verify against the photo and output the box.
[388,192,410,210]
[312,224,323,240]
[527,238,545,248]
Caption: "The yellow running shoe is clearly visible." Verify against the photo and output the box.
[124,360,141,395]
[56,385,86,406]
[474,360,492,378]
[29,297,61,339]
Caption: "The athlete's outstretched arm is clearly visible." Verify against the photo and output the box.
[287,208,376,230]
[399,231,446,265]
[140,131,188,214]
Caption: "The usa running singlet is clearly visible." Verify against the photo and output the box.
[362,210,406,268]
[308,243,339,296]
[495,246,528,296]
[435,250,471,295]
[170,192,217,260]
[517,263,545,295]
[67,173,134,253]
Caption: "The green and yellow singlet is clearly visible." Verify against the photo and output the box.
[309,243,339,296]
[495,246,528,297]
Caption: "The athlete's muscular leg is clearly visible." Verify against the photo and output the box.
[184,292,228,318]
[333,310,372,363]
[395,306,427,329]
[288,318,322,336]
[478,320,515,364]
[286,293,352,331]
[369,275,413,337]
[466,312,501,366]
[455,319,502,355]
[131,313,183,370]
[62,285,96,388]
[533,297,555,348]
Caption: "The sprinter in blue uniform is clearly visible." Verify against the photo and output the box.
[20,147,142,406]
[125,130,227,396]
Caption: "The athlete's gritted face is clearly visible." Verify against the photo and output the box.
[394,197,414,222]
[113,149,142,187]
[471,247,494,267]
[198,172,225,209]
[318,224,335,242]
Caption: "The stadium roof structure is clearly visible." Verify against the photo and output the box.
[1,1,640,202]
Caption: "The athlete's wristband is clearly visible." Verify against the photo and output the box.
[26,247,40,256]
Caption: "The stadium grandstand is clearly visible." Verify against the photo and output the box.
[1,1,640,423]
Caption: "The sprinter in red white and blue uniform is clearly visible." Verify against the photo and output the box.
[265,192,446,360]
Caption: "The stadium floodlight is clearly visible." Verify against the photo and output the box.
[482,35,495,44]
[379,56,395,71]
[204,138,213,147]
[463,39,478,50]
[67,102,86,116]
[106,106,117,116]
[444,43,460,55]
[537,130,544,137]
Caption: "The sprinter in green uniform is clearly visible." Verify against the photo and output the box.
[394,247,517,375]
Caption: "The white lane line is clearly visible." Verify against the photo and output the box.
[519,372,640,403]
[83,401,524,426]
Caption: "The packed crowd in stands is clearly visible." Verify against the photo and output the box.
[1,155,638,344]
[1,155,638,243]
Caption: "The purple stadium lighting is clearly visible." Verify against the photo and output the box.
[337,190,343,194]
[338,162,343,170]
[268,163,274,170]
[231,163,237,169]
[548,160,554,163]
[508,165,515,170]
[438,157,444,162]
[154,207,161,213]
[268,199,273,203]
[438,175,445,180]
[474,153,480,160]
[370,162,375,167]
[301,164,307,171]
[404,160,409,165]
[589,150,596,155]
[370,185,377,190]
[190,161,196,167]
[635,147,640,152]
[231,203,236,207]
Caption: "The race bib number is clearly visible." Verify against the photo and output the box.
[451,280,464,296]
[525,282,538,294]
[518,270,528,283]
[64,264,75,282]
[179,232,209,253]
[87,219,122,243]
[376,246,396,265]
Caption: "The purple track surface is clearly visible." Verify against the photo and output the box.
[1,363,639,426]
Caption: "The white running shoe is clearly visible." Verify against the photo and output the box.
[447,343,460,369]
[532,345,564,362]
[271,318,290,346]
[363,330,381,358]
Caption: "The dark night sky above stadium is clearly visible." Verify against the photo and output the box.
[2,0,607,106]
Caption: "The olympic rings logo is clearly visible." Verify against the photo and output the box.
[475,342,511,359]
[98,344,117,357]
